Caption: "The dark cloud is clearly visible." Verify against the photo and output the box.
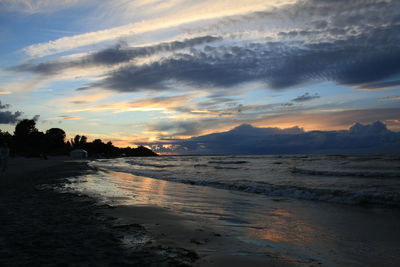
[311,20,328,30]
[196,0,399,38]
[13,0,400,94]
[0,101,10,109]
[292,93,320,102]
[88,51,258,92]
[13,36,222,75]
[85,18,400,92]
[197,97,236,108]
[32,115,40,122]
[148,120,213,137]
[144,121,400,155]
[146,102,300,138]
[145,107,400,144]
[0,101,40,124]
[0,110,23,124]
[221,103,294,117]
[251,108,400,131]
[0,101,23,124]
[292,0,399,29]
[177,101,295,120]
[85,35,221,66]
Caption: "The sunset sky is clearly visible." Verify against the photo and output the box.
[1,0,400,147]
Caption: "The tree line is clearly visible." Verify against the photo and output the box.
[0,119,158,157]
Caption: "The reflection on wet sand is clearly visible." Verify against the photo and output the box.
[69,170,400,266]
[250,208,319,246]
[109,170,168,205]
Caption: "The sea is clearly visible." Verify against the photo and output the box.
[66,154,400,266]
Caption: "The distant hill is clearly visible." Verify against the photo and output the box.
[145,121,400,155]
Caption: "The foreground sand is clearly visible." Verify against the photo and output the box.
[0,157,293,266]
[0,157,203,266]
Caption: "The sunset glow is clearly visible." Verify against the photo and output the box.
[1,0,399,152]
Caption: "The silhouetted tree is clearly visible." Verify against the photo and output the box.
[69,135,158,158]
[14,119,38,137]
[90,139,105,155]
[105,141,114,155]
[71,135,87,149]
[45,128,67,154]
[72,135,81,148]
[66,140,72,149]
[30,131,45,155]
[7,121,158,157]
[13,119,44,156]
[80,136,87,144]
[0,130,12,146]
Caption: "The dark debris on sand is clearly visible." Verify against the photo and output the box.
[0,161,198,266]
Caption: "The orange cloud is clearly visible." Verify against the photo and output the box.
[67,94,194,113]
[52,90,113,111]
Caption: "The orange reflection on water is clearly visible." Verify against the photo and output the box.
[256,228,291,243]
[271,209,291,218]
[106,171,320,249]
[250,208,319,246]
[110,171,240,220]
[111,170,167,205]
[112,170,135,183]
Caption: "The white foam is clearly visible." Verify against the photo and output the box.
[89,156,400,208]
[291,167,400,178]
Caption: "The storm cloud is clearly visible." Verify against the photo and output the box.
[148,120,207,137]
[0,101,23,124]
[292,93,320,102]
[145,121,400,155]
[13,0,400,94]
[14,36,222,75]
[86,21,400,92]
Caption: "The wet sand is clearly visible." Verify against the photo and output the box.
[69,166,400,267]
[0,157,293,266]
[0,157,199,266]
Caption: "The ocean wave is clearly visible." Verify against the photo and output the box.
[126,161,177,168]
[291,167,400,178]
[194,164,209,168]
[90,163,400,208]
[273,155,309,159]
[172,179,400,207]
[90,155,400,208]
[213,166,242,170]
[208,160,248,164]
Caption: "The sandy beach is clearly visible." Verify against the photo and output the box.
[4,156,398,266]
[0,157,294,266]
[0,157,199,266]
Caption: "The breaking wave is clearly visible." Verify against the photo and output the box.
[90,165,400,208]
[125,161,177,168]
[291,167,400,178]
[176,179,400,207]
[90,154,400,208]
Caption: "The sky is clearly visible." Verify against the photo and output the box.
[1,0,400,151]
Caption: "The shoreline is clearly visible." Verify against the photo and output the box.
[100,170,295,267]
[0,157,200,266]
[0,157,293,266]
[74,157,400,266]
[4,156,399,266]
